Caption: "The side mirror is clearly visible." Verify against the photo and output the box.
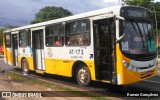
[115,16,125,43]
[116,16,125,21]
[116,33,125,43]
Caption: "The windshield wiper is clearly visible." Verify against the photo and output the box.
[135,21,147,48]
[130,21,146,48]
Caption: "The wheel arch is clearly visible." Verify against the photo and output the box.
[21,57,27,68]
[72,60,89,79]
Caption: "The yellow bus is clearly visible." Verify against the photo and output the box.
[3,6,158,86]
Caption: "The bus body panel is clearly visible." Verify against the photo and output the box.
[4,48,14,66]
[122,65,158,85]
[55,59,71,76]
[116,45,158,85]
[85,61,96,80]
[45,58,57,74]
[44,46,94,60]
[3,6,158,85]
[18,47,34,70]
[3,33,7,63]
[3,33,14,66]
[18,56,34,71]
[44,58,96,80]
[44,45,96,79]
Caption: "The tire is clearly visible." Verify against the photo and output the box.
[22,59,29,76]
[76,65,91,86]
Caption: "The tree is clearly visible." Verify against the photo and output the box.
[31,6,73,24]
[124,0,154,9]
[0,25,19,46]
[4,25,19,29]
[155,2,160,30]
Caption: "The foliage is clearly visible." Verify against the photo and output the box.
[0,68,4,73]
[0,25,19,46]
[31,6,73,24]
[4,25,19,29]
[155,2,160,30]
[124,0,154,8]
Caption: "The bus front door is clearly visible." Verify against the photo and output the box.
[32,29,45,71]
[93,18,116,83]
[12,33,18,66]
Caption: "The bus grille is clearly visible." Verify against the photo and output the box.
[140,70,155,79]
[138,65,154,70]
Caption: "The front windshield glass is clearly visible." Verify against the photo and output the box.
[121,21,157,54]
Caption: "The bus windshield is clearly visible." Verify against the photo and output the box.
[121,20,157,54]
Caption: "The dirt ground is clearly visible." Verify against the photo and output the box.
[0,57,119,100]
[0,74,91,100]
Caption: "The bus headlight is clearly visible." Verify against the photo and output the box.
[135,67,139,72]
[122,60,129,68]
[122,60,139,72]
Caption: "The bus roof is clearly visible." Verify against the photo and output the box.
[3,5,148,33]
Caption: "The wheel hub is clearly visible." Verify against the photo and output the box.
[78,68,88,83]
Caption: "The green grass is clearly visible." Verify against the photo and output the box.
[0,68,4,73]
[7,71,108,100]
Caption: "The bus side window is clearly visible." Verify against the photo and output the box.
[19,30,28,47]
[45,23,64,47]
[55,36,62,46]
[65,19,90,46]
[5,33,11,47]
[67,37,71,45]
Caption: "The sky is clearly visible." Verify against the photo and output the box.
[0,0,159,27]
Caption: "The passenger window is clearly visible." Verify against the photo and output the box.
[45,23,64,46]
[65,19,90,46]
[28,30,31,47]
[19,30,28,47]
[5,33,11,47]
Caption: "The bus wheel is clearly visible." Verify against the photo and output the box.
[22,59,29,76]
[76,65,91,86]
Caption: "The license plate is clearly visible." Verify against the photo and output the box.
[146,71,151,76]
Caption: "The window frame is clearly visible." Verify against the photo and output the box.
[45,23,64,47]
[28,29,31,47]
[65,18,91,47]
[19,30,29,47]
[5,33,11,48]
